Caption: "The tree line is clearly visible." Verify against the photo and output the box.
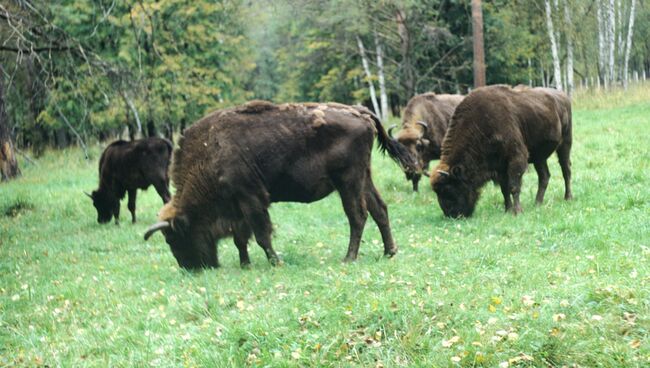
[1,0,648,180]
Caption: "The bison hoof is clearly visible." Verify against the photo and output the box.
[384,247,398,258]
[342,255,357,263]
[240,262,251,269]
[268,257,282,266]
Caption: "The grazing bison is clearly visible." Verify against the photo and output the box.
[390,92,464,191]
[88,138,172,224]
[431,85,572,218]
[144,101,417,270]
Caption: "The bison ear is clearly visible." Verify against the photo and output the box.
[451,165,463,179]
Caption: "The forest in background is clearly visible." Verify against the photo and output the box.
[0,0,648,164]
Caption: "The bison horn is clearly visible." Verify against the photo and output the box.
[436,170,449,176]
[83,191,92,198]
[388,124,397,139]
[144,221,171,240]
[416,121,428,134]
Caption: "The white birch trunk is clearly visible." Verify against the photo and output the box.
[122,92,142,134]
[617,0,624,76]
[545,0,563,90]
[356,36,381,118]
[374,32,389,122]
[623,0,636,89]
[608,0,616,85]
[597,0,607,86]
[563,0,574,96]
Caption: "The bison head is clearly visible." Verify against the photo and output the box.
[144,203,217,270]
[390,122,431,181]
[431,164,478,218]
[87,190,114,224]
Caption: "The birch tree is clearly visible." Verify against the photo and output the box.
[356,36,381,118]
[544,0,563,90]
[597,0,607,87]
[623,0,637,89]
[563,0,574,95]
[374,32,389,122]
[607,0,616,85]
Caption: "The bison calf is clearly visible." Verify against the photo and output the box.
[144,101,417,270]
[88,138,172,224]
[431,85,572,217]
[390,93,464,191]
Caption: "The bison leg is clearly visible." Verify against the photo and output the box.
[557,141,573,200]
[113,202,121,225]
[336,178,368,262]
[233,223,253,268]
[498,176,513,212]
[533,160,551,205]
[411,174,421,192]
[365,176,397,257]
[127,189,137,223]
[241,201,280,266]
[153,178,171,204]
[507,160,527,215]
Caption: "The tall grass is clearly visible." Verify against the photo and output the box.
[1,88,649,367]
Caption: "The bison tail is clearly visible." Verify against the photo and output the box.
[358,107,417,172]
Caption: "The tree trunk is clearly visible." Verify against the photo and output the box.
[544,0,563,90]
[121,91,142,135]
[396,9,415,98]
[564,0,574,96]
[26,56,49,156]
[374,32,389,122]
[607,0,616,85]
[0,68,20,181]
[623,0,636,89]
[471,0,486,88]
[356,35,381,117]
[597,0,608,88]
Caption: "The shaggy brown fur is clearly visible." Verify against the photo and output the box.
[145,101,417,269]
[431,85,572,217]
[393,92,464,191]
[90,138,172,224]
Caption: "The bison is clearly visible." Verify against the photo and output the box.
[144,101,417,270]
[390,92,464,191]
[88,138,172,224]
[431,85,572,218]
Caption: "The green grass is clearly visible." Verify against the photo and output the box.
[2,87,649,367]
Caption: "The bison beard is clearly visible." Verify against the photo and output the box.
[89,138,172,224]
[389,93,464,191]
[431,85,573,217]
[144,101,417,270]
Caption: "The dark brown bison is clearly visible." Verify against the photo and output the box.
[390,93,464,191]
[144,101,417,270]
[88,138,172,224]
[431,85,572,218]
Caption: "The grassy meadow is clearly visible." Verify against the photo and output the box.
[1,85,649,367]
